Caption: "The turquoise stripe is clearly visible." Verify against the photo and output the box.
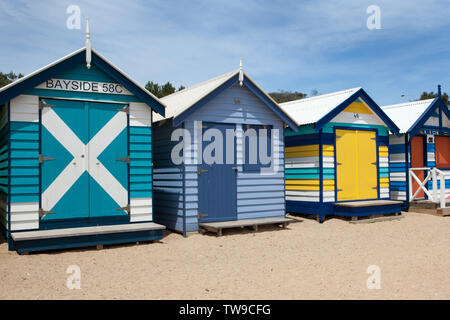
[130,190,153,198]
[285,168,334,174]
[10,185,39,194]
[130,151,152,159]
[379,167,389,174]
[130,175,152,183]
[130,182,153,191]
[380,173,389,178]
[129,135,151,143]
[10,122,39,131]
[10,141,39,150]
[130,126,152,135]
[10,195,39,202]
[25,88,143,103]
[130,144,152,151]
[10,168,39,176]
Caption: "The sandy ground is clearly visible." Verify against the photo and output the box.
[0,211,449,300]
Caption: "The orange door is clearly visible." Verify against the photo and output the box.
[411,136,425,198]
[435,136,450,169]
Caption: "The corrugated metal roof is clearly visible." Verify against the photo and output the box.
[153,69,239,122]
[381,99,435,133]
[279,87,361,126]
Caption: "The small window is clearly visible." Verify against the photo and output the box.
[243,124,272,172]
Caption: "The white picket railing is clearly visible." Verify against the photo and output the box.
[409,167,450,208]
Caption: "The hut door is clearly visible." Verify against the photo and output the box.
[410,136,425,199]
[198,122,237,222]
[336,129,377,201]
[40,99,129,220]
[435,136,450,169]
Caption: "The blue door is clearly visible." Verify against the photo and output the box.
[40,98,129,220]
[198,122,237,222]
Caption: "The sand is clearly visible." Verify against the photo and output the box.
[0,211,449,300]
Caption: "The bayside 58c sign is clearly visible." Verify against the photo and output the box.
[36,78,132,95]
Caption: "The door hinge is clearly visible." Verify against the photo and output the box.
[371,137,377,140]
[371,162,377,165]
[336,189,343,192]
[372,187,378,190]
[336,162,342,166]
[116,205,130,214]
[197,167,208,174]
[116,105,130,114]
[336,135,342,138]
[39,154,56,163]
[39,100,54,110]
[116,155,130,164]
[197,212,208,219]
[39,208,55,219]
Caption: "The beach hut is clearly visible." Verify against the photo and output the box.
[0,27,166,253]
[381,86,450,213]
[279,87,402,222]
[152,65,298,236]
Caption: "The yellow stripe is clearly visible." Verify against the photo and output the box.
[379,146,388,152]
[380,177,389,184]
[343,101,373,114]
[285,144,334,158]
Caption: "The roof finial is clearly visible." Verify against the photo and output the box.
[239,58,243,86]
[85,18,92,69]
[438,84,442,97]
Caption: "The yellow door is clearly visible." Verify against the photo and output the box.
[356,130,378,199]
[336,129,378,201]
[336,130,358,201]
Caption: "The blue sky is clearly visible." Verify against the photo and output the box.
[0,0,449,105]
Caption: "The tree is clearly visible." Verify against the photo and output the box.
[145,81,185,98]
[0,71,24,88]
[419,91,449,107]
[269,90,307,103]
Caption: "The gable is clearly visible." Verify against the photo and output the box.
[25,62,139,103]
[0,48,165,116]
[185,82,281,125]
[410,99,450,139]
[330,96,387,127]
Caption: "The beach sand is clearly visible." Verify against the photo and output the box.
[0,211,449,300]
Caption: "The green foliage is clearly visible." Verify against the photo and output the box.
[0,71,24,88]
[145,81,185,98]
[269,90,307,103]
[419,91,449,106]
